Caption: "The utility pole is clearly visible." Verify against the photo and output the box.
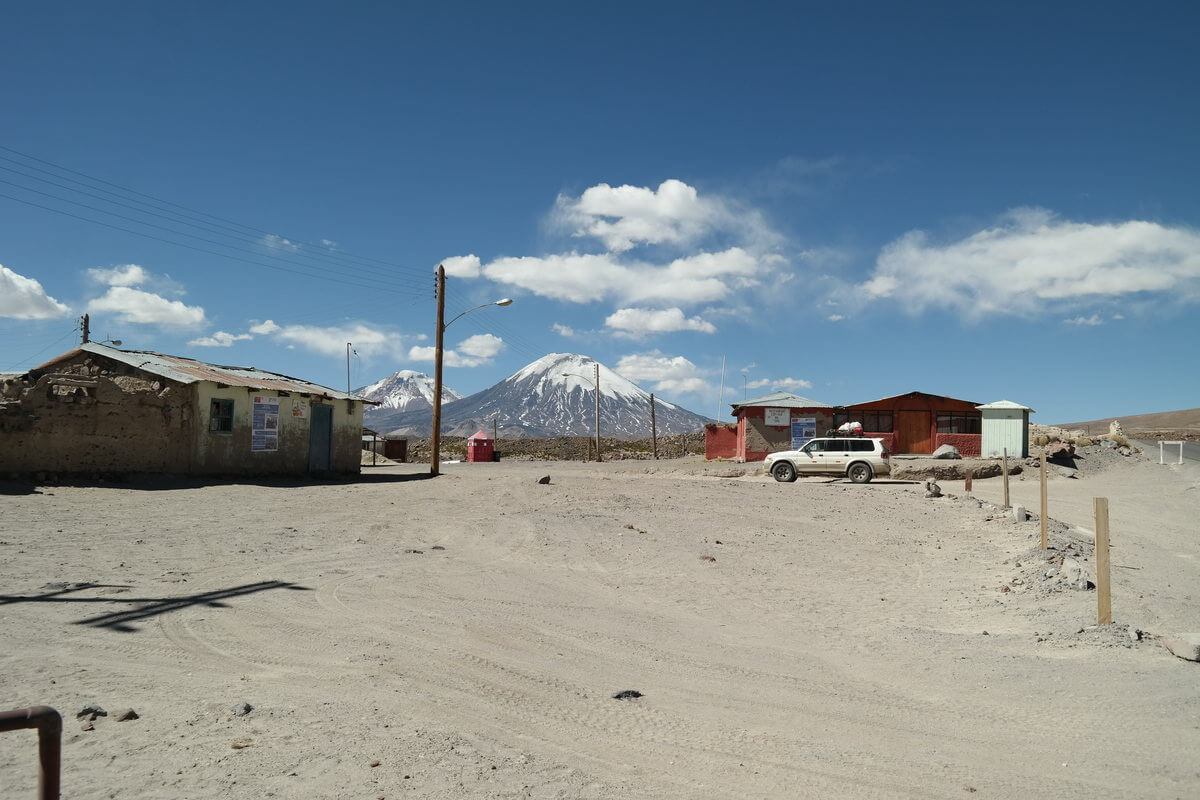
[716,355,726,421]
[80,314,90,345]
[594,361,602,463]
[346,342,352,397]
[430,265,447,476]
[492,416,498,442]
[650,392,658,460]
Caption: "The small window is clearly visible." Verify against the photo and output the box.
[210,398,234,433]
[936,413,981,434]
[804,440,824,453]
[833,412,849,428]
[835,411,893,433]
[851,440,874,451]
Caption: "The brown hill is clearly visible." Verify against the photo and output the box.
[1054,407,1200,433]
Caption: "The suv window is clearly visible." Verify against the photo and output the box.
[850,440,874,452]
[803,440,824,453]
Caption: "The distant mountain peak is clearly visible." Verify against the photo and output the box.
[357,369,461,413]
[364,352,706,438]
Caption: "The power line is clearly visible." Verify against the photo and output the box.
[0,190,425,297]
[0,160,430,287]
[0,178,431,295]
[0,144,435,280]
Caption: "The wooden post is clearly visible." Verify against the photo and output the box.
[1094,497,1112,623]
[372,431,377,466]
[1040,452,1049,550]
[1001,448,1010,508]
[594,362,602,463]
[430,265,446,476]
[964,471,973,495]
[650,393,658,460]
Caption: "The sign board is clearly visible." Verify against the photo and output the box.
[764,407,789,427]
[290,399,309,419]
[251,395,280,452]
[791,417,816,450]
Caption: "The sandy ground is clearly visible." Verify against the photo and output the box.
[1,457,1198,799]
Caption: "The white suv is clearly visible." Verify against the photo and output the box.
[764,437,891,484]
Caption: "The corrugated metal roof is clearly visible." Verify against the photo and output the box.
[976,399,1035,412]
[731,390,832,411]
[34,343,374,403]
[846,390,980,408]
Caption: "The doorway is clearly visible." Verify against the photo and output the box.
[895,411,932,454]
[309,403,333,472]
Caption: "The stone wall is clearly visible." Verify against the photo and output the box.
[0,355,193,474]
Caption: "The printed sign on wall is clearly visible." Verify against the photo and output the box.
[291,399,309,419]
[764,407,789,427]
[251,395,280,452]
[791,417,816,450]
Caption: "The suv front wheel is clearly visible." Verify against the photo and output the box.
[771,461,797,483]
[847,462,873,484]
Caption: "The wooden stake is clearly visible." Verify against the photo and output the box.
[1001,448,1010,508]
[964,471,973,495]
[1094,497,1112,624]
[1040,452,1048,550]
[650,393,658,460]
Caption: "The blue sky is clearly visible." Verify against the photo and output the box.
[2,1,1197,424]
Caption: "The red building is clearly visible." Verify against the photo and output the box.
[837,391,982,456]
[705,391,835,461]
[704,389,984,461]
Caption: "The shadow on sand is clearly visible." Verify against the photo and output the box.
[0,581,310,632]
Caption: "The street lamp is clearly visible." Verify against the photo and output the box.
[561,362,602,462]
[430,263,512,476]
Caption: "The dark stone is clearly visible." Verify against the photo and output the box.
[229,701,252,716]
[612,690,643,700]
[114,708,139,721]
[537,475,551,484]
[76,703,107,720]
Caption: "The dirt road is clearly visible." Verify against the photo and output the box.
[1,460,1197,798]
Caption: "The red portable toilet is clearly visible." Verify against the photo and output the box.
[466,430,494,463]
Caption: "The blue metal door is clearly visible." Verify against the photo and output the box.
[309,403,332,472]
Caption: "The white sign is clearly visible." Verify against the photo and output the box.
[251,395,280,452]
[291,399,309,419]
[764,407,789,427]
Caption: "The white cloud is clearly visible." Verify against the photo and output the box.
[828,314,845,322]
[249,319,280,335]
[482,246,766,306]
[615,351,707,394]
[0,265,71,319]
[745,376,814,391]
[87,286,205,326]
[441,254,482,278]
[456,333,504,359]
[551,323,577,337]
[264,234,301,252]
[88,264,148,287]
[188,331,253,347]
[320,239,337,249]
[408,333,505,368]
[1064,314,1103,326]
[861,208,1200,318]
[604,307,716,337]
[554,179,779,253]
[270,322,407,358]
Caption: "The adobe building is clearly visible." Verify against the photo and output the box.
[0,343,371,476]
[706,391,835,461]
[836,391,982,456]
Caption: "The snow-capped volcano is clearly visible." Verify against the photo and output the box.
[367,353,711,438]
[358,370,461,416]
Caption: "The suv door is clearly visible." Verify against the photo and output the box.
[824,439,850,471]
[796,439,825,472]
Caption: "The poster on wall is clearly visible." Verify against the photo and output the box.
[791,417,816,450]
[291,399,309,419]
[764,407,789,427]
[251,395,280,452]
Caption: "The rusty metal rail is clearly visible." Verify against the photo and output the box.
[0,706,61,800]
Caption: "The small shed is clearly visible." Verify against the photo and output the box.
[977,400,1034,458]
[383,435,408,463]
[466,430,494,463]
[724,391,835,462]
